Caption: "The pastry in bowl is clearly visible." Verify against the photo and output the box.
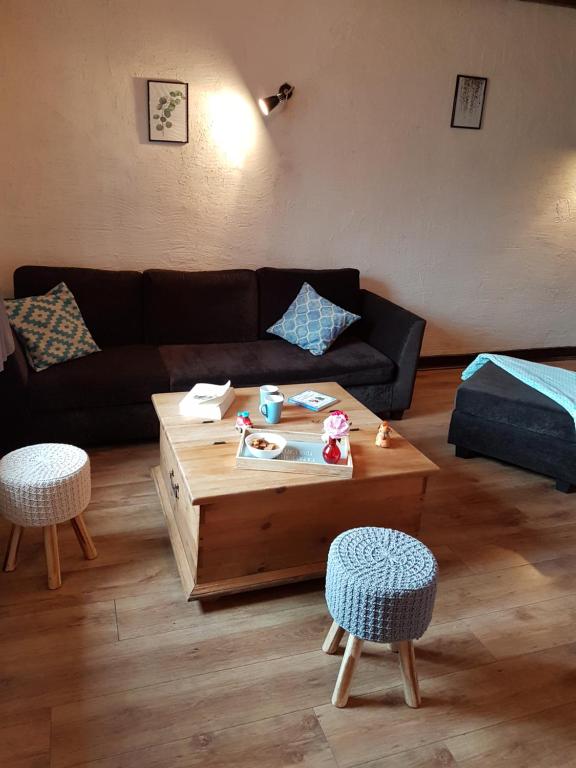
[245,432,287,459]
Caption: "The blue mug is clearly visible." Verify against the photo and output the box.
[259,393,284,424]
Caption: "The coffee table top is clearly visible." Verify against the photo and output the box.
[152,382,438,504]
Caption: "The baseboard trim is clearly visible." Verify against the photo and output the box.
[419,346,576,370]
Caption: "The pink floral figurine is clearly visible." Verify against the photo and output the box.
[323,411,351,440]
[322,410,351,464]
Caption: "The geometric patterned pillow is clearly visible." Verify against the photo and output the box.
[5,282,100,372]
[267,282,360,356]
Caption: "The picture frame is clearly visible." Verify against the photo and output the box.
[450,75,487,130]
[147,80,189,143]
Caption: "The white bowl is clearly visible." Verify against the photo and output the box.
[245,432,287,460]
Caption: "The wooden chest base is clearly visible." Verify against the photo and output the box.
[152,464,427,601]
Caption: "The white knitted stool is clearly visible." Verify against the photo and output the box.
[1,443,97,589]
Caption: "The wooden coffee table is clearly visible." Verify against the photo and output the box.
[151,382,438,600]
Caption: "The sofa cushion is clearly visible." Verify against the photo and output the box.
[6,282,100,372]
[28,345,169,412]
[160,335,395,391]
[267,282,360,356]
[454,362,575,442]
[257,268,361,339]
[144,269,258,345]
[14,266,144,347]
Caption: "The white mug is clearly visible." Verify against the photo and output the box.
[259,384,284,406]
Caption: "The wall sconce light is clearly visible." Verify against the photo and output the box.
[258,83,294,116]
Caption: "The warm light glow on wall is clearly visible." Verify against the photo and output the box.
[206,90,257,168]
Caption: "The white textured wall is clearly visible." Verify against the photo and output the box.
[1,0,576,354]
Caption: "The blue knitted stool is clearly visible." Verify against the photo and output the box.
[323,527,438,708]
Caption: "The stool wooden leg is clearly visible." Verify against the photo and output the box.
[322,620,345,655]
[332,634,363,708]
[398,640,421,708]
[3,525,24,572]
[43,525,62,590]
[71,513,98,560]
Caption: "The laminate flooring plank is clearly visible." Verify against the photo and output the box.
[115,581,327,641]
[464,592,576,658]
[50,651,376,767]
[445,701,576,768]
[353,742,459,768]
[366,696,576,768]
[315,642,576,767]
[431,555,576,625]
[0,599,117,656]
[49,625,492,768]
[0,531,179,607]
[61,711,337,768]
[115,546,468,643]
[5,613,488,737]
[0,709,51,768]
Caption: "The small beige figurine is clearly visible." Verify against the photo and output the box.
[375,421,391,448]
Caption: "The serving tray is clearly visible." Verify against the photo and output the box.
[235,428,353,478]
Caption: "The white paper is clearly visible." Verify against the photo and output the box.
[178,383,234,418]
[186,380,231,402]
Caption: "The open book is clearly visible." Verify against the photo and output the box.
[179,380,235,420]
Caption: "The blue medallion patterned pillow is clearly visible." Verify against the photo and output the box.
[267,282,360,356]
[6,282,100,372]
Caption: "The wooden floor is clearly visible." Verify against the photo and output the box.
[2,365,576,768]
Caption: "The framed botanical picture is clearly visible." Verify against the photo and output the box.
[148,80,188,143]
[451,75,487,130]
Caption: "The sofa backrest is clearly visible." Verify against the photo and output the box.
[256,267,361,339]
[143,269,258,345]
[13,266,144,347]
[12,265,361,348]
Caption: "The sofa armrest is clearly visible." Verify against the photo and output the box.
[0,331,29,454]
[358,289,426,413]
[6,330,29,390]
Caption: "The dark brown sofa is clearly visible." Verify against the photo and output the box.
[0,265,426,452]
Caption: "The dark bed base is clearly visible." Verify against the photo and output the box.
[449,409,576,493]
[454,442,574,493]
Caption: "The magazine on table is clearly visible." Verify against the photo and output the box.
[287,389,339,412]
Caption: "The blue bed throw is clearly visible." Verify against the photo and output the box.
[462,354,576,429]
